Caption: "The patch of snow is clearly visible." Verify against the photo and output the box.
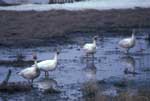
[0,0,150,11]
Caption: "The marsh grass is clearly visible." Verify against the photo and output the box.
[0,8,150,47]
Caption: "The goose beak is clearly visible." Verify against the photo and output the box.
[56,48,60,55]
[94,36,98,40]
[57,51,60,55]
[32,53,37,60]
[54,48,60,55]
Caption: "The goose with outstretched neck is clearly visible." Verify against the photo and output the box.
[35,50,59,76]
[119,30,136,53]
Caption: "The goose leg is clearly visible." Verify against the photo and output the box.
[86,53,88,58]
[28,80,30,84]
[45,71,47,77]
[45,71,49,77]
[47,72,49,77]
[87,53,90,62]
[92,53,95,63]
[92,53,94,59]
[86,56,89,63]
[126,48,129,54]
[31,79,34,83]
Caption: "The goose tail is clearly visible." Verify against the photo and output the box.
[16,71,22,76]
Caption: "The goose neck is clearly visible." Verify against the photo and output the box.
[54,53,58,61]
[93,39,96,46]
[34,59,38,68]
[132,33,135,40]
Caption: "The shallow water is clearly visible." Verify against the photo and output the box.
[0,32,150,100]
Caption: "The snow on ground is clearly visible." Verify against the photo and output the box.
[0,0,150,11]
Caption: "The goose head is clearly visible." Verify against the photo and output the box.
[53,48,60,55]
[92,36,98,45]
[32,53,37,60]
[53,49,60,61]
[32,53,39,68]
[93,36,98,41]
[56,50,60,55]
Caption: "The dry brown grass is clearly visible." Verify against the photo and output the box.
[0,8,150,47]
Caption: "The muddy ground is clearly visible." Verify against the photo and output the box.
[0,8,150,47]
[0,33,150,101]
[0,8,150,101]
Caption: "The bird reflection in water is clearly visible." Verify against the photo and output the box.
[35,77,60,93]
[82,60,100,101]
[84,60,96,81]
[120,56,137,76]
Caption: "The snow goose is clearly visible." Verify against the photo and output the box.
[83,36,98,56]
[18,54,40,83]
[119,30,136,53]
[36,50,60,76]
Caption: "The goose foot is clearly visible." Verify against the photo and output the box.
[45,71,47,76]
[31,79,34,83]
[47,72,49,77]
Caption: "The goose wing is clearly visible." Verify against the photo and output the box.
[83,43,95,50]
[36,60,55,69]
[18,67,35,76]
[119,38,131,47]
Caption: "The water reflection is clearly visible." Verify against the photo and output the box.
[0,95,8,101]
[120,56,136,75]
[83,61,96,81]
[35,77,59,93]
[82,60,99,100]
[0,34,150,100]
[145,39,150,49]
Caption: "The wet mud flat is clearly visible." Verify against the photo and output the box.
[0,8,150,47]
[0,7,150,101]
[0,31,150,100]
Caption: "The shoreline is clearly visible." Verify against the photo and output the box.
[0,0,150,11]
[0,8,150,48]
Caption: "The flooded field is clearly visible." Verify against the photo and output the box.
[0,32,150,101]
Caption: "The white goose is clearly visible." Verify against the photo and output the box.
[119,30,136,53]
[83,36,97,56]
[18,54,40,83]
[36,50,59,76]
